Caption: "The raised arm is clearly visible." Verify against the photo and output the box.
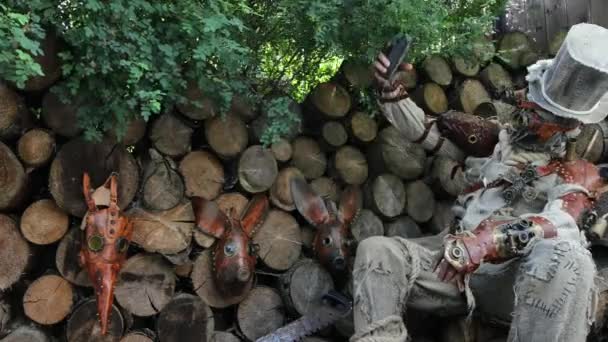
[373,53,465,162]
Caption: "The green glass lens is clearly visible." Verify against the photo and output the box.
[88,234,104,252]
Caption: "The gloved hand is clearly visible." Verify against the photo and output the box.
[434,233,482,291]
[373,52,413,101]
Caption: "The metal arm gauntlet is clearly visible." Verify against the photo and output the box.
[443,216,557,273]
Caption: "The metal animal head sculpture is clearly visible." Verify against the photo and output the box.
[290,177,362,274]
[436,110,500,157]
[192,194,269,297]
[80,172,133,335]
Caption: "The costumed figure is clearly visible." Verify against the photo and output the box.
[351,23,608,342]
[290,177,363,275]
[80,172,133,335]
[191,194,269,298]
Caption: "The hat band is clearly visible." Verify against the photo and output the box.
[540,67,603,116]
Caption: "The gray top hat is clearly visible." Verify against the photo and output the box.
[526,23,608,124]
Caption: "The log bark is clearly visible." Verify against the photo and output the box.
[55,226,91,287]
[237,286,285,341]
[310,177,340,203]
[41,91,82,138]
[230,94,258,123]
[156,293,214,342]
[149,113,193,158]
[279,259,334,316]
[191,250,250,308]
[422,55,453,86]
[350,209,384,243]
[334,145,368,185]
[368,127,426,180]
[405,181,435,223]
[238,145,278,193]
[291,137,327,179]
[205,114,249,159]
[20,199,69,245]
[17,129,55,168]
[253,209,302,271]
[350,112,378,143]
[452,56,480,77]
[128,201,194,255]
[456,79,492,114]
[271,138,293,162]
[429,200,456,235]
[270,167,304,211]
[49,138,139,217]
[23,31,62,92]
[0,141,27,211]
[141,149,184,211]
[479,63,514,96]
[322,121,348,148]
[179,150,224,200]
[413,83,448,115]
[308,82,351,118]
[497,31,534,70]
[2,325,51,342]
[367,174,406,219]
[23,274,74,325]
[114,254,176,316]
[66,298,124,341]
[0,82,31,140]
[0,214,31,290]
[120,330,155,342]
[384,216,422,239]
[177,80,216,120]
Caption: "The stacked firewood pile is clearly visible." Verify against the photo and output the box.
[2,29,608,342]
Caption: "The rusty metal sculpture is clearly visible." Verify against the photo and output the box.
[436,110,500,157]
[192,194,269,297]
[80,172,133,335]
[290,177,362,274]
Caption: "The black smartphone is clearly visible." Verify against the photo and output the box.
[384,34,412,81]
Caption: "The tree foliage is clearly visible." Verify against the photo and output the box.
[1,0,507,144]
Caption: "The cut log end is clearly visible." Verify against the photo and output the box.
[372,127,426,180]
[310,177,340,203]
[66,298,124,342]
[310,82,351,118]
[351,209,384,242]
[41,91,82,138]
[322,121,348,148]
[271,138,293,162]
[452,56,480,77]
[17,129,55,168]
[114,254,176,317]
[205,114,249,158]
[0,82,31,140]
[350,112,378,143]
[1,325,51,342]
[56,226,91,287]
[405,181,436,223]
[238,145,278,193]
[179,150,224,200]
[149,113,193,158]
[270,167,304,211]
[254,210,302,271]
[415,83,448,115]
[237,286,285,341]
[177,80,216,120]
[0,214,31,290]
[422,55,453,86]
[23,275,74,325]
[280,259,334,316]
[141,151,185,211]
[157,293,214,342]
[21,199,69,245]
[335,145,368,185]
[498,32,533,70]
[458,79,491,114]
[368,174,406,219]
[292,137,327,179]
[384,216,422,239]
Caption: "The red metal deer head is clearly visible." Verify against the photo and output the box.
[192,194,269,297]
[80,173,133,335]
[290,177,362,274]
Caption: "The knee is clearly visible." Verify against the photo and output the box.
[354,236,411,273]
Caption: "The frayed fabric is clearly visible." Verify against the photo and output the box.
[349,315,408,342]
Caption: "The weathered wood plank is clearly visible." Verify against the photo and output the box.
[527,0,548,51]
[544,0,569,52]
[590,0,608,27]
[566,0,591,26]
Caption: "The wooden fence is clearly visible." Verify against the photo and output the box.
[498,0,608,53]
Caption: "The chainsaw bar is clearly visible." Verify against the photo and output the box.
[255,290,352,342]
